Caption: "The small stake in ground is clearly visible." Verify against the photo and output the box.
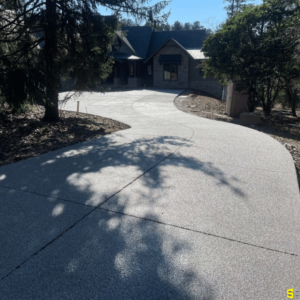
[77,101,79,115]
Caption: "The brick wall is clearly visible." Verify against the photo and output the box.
[153,40,189,89]
[128,77,141,88]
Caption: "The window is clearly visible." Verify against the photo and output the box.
[147,64,152,75]
[163,64,178,81]
[130,64,134,76]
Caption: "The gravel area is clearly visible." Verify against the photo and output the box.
[0,105,130,167]
[175,90,300,189]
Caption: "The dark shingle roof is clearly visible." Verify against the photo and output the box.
[118,27,207,61]
[111,52,143,62]
[121,26,153,59]
[146,30,207,60]
[116,31,136,54]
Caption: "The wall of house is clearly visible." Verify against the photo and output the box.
[188,58,223,99]
[153,40,189,89]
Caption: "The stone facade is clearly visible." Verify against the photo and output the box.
[153,40,189,89]
[128,77,141,88]
[114,78,122,88]
[188,58,223,99]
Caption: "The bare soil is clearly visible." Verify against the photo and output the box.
[175,90,300,189]
[0,105,130,167]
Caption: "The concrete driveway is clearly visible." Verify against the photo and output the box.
[0,89,299,299]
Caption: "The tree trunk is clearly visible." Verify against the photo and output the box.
[260,91,271,116]
[247,100,256,112]
[263,97,272,116]
[286,85,297,117]
[43,80,59,121]
[42,0,59,122]
[247,88,257,112]
[262,81,273,116]
[292,88,298,117]
[263,104,271,116]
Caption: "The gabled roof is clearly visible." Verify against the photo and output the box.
[146,30,207,61]
[116,31,136,54]
[121,26,153,59]
[115,27,207,62]
[145,37,192,62]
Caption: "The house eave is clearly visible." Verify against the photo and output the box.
[144,37,200,63]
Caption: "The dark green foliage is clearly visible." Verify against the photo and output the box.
[0,0,170,121]
[172,20,182,31]
[142,19,211,35]
[183,22,192,30]
[191,21,204,30]
[120,18,139,27]
[203,0,300,115]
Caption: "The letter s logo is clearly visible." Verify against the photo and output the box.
[287,289,294,299]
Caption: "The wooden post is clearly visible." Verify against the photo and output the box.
[77,101,79,114]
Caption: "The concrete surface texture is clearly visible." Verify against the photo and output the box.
[0,89,299,299]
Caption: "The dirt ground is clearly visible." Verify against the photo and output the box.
[0,105,130,167]
[175,90,300,189]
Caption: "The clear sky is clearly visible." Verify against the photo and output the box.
[99,0,263,29]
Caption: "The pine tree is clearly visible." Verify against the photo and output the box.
[0,0,170,121]
[172,21,182,31]
[191,21,204,30]
[223,0,251,18]
[183,22,192,30]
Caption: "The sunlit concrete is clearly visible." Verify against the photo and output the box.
[0,89,299,299]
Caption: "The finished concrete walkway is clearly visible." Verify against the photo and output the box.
[0,89,299,299]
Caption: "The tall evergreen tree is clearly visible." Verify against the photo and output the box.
[203,0,300,115]
[0,0,170,121]
[223,0,251,18]
[183,22,192,30]
[191,21,204,30]
[120,18,138,27]
[163,23,171,31]
[172,20,182,30]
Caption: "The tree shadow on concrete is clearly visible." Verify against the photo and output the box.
[0,133,246,299]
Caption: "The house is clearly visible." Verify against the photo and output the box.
[109,26,223,99]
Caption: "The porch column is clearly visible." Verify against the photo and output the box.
[114,62,121,88]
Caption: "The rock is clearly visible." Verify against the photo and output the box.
[284,143,296,151]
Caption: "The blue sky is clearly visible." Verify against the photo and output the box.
[99,0,263,29]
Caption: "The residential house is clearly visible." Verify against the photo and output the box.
[110,26,223,99]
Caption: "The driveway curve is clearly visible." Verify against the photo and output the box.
[0,89,299,299]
